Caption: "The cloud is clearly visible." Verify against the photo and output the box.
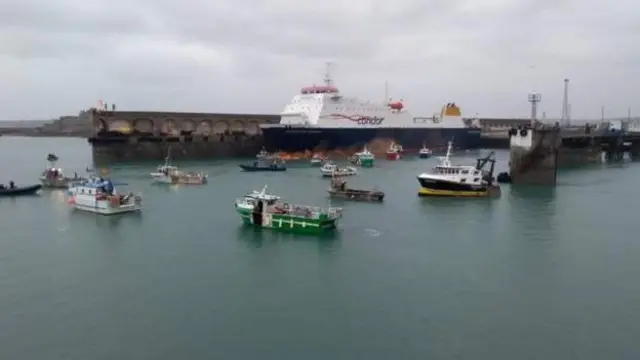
[0,0,638,120]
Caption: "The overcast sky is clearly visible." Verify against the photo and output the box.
[0,0,638,120]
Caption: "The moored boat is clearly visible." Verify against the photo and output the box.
[416,141,500,197]
[0,182,42,197]
[67,178,142,215]
[150,149,208,185]
[351,146,375,167]
[239,158,287,172]
[320,162,358,177]
[310,153,327,166]
[418,144,433,159]
[327,177,384,202]
[40,153,86,189]
[234,186,342,233]
[385,142,403,160]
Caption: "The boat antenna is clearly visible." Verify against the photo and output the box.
[260,184,267,195]
[323,61,334,86]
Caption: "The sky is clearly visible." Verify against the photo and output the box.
[0,0,638,120]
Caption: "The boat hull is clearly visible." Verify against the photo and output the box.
[235,208,338,234]
[261,126,482,152]
[418,153,432,159]
[0,184,42,196]
[328,189,384,202]
[73,203,142,215]
[239,165,287,172]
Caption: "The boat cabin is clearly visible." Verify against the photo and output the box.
[430,165,484,185]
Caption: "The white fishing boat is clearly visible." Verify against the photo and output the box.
[418,144,433,159]
[150,150,207,185]
[310,153,327,166]
[320,162,358,177]
[39,153,86,189]
[67,178,142,215]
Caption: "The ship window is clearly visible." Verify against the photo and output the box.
[460,178,466,183]
[461,170,469,174]
[473,178,479,182]
[81,189,84,194]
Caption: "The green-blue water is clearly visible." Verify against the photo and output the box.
[1,136,639,359]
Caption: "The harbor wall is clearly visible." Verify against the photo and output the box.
[88,109,279,164]
[508,128,560,185]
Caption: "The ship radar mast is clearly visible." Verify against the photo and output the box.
[323,61,334,86]
[300,61,340,95]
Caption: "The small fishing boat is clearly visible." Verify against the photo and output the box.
[418,144,433,159]
[351,146,375,167]
[327,177,384,202]
[320,162,358,177]
[310,153,326,166]
[67,178,142,215]
[239,159,287,172]
[385,142,404,160]
[235,185,342,233]
[150,151,207,185]
[40,153,86,189]
[0,182,42,197]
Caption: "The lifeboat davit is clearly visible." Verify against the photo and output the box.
[389,101,404,110]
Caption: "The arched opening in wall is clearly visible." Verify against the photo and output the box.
[212,120,229,135]
[181,119,196,136]
[95,119,107,134]
[133,118,154,135]
[107,119,133,134]
[161,119,178,136]
[196,120,212,136]
[230,120,245,134]
[245,121,260,136]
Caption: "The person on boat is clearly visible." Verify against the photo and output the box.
[9,181,15,189]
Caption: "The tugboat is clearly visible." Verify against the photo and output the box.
[327,177,384,202]
[416,141,500,197]
[67,177,142,214]
[239,158,287,172]
[310,153,327,166]
[418,144,433,159]
[385,142,404,160]
[320,162,358,177]
[234,185,342,234]
[40,153,86,189]
[351,146,375,167]
[150,150,208,185]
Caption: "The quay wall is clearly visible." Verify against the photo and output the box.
[88,109,280,164]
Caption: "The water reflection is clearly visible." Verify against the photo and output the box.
[507,185,557,242]
[69,210,143,228]
[236,225,341,251]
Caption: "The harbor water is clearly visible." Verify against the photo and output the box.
[1,136,639,359]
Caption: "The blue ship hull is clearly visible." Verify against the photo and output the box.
[260,126,483,152]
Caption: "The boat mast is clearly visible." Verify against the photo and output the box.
[323,62,334,86]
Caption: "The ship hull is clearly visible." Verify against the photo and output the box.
[261,126,482,153]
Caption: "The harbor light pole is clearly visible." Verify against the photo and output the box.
[528,92,541,127]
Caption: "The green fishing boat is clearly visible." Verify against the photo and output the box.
[351,146,375,167]
[234,186,342,234]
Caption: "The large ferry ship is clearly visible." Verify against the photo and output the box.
[260,67,482,153]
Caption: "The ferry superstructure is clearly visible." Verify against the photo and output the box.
[260,64,482,153]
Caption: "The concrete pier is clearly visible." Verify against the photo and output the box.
[508,123,640,185]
